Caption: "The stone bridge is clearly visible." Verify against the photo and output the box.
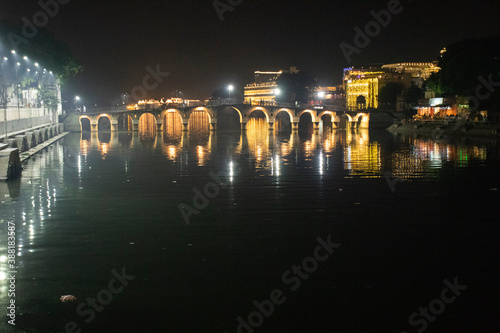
[66,101,370,132]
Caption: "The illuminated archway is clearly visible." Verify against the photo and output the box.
[354,113,369,129]
[189,107,211,132]
[297,110,317,123]
[217,106,242,131]
[80,116,91,132]
[339,114,353,130]
[162,109,182,132]
[274,109,293,132]
[139,113,157,139]
[298,111,313,136]
[118,114,133,131]
[248,107,270,123]
[97,115,111,131]
[320,113,333,133]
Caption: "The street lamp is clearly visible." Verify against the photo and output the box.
[1,56,7,139]
[15,62,20,117]
[27,68,33,128]
[228,84,234,99]
[75,96,81,112]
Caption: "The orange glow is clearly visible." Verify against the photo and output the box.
[189,111,210,132]
[139,113,157,140]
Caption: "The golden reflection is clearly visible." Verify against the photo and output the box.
[99,142,109,160]
[164,111,182,136]
[246,117,270,168]
[189,111,210,132]
[301,134,318,159]
[343,130,381,176]
[189,131,212,166]
[391,149,424,180]
[80,137,90,156]
[161,111,183,160]
[281,141,290,156]
[139,113,157,140]
[322,130,337,154]
[97,132,114,160]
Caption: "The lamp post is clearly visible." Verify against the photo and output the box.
[274,88,281,106]
[1,55,7,140]
[228,84,234,99]
[75,95,80,112]
[34,62,40,117]
[27,68,33,129]
[15,62,20,118]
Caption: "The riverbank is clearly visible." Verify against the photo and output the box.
[19,132,70,162]
[387,120,500,139]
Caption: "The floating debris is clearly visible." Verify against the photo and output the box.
[60,295,76,302]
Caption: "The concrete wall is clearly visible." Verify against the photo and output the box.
[369,111,405,129]
[0,115,52,138]
[63,114,82,132]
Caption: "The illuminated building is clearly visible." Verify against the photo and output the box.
[244,67,299,104]
[343,67,412,110]
[381,62,440,80]
[415,97,458,118]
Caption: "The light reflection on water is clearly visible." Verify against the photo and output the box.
[0,120,494,313]
[66,121,491,182]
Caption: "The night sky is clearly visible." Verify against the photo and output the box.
[2,0,500,105]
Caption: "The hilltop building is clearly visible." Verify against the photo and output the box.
[343,67,412,110]
[381,62,440,87]
[244,67,300,104]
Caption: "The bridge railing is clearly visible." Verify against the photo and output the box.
[86,106,128,113]
[206,98,245,106]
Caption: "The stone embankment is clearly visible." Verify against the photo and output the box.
[387,120,500,139]
[0,123,68,180]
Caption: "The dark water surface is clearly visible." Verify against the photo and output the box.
[1,127,499,333]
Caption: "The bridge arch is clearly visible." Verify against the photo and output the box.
[247,107,270,123]
[297,109,319,123]
[162,109,183,134]
[97,114,112,131]
[118,114,133,131]
[274,108,293,122]
[353,113,369,129]
[79,116,91,132]
[188,107,211,131]
[226,106,243,123]
[298,110,315,134]
[339,113,353,129]
[139,112,157,138]
[217,106,243,130]
[187,107,212,122]
[274,108,293,131]
[319,111,336,132]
